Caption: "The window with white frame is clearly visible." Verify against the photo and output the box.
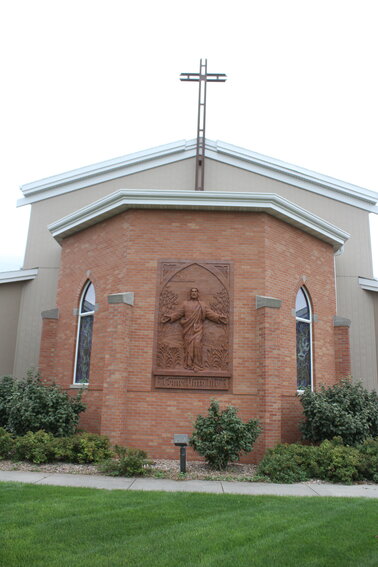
[74,281,95,384]
[296,287,312,391]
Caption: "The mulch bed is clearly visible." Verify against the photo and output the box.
[0,459,257,481]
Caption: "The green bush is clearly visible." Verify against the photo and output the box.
[65,433,113,464]
[0,371,86,437]
[189,400,261,470]
[315,439,361,484]
[356,437,378,483]
[14,430,57,464]
[99,446,151,476]
[50,436,75,462]
[257,444,317,483]
[0,427,14,459]
[257,438,377,484]
[300,379,378,445]
[48,432,112,464]
[8,431,113,465]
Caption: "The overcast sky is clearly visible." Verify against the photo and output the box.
[1,0,378,273]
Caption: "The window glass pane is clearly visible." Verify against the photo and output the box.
[75,315,93,383]
[296,320,311,390]
[295,288,309,320]
[82,283,96,313]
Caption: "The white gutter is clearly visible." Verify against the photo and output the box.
[0,268,38,284]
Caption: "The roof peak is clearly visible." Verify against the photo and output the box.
[17,139,378,212]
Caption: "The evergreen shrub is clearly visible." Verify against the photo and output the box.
[52,432,113,464]
[257,443,317,483]
[356,437,378,483]
[99,446,151,476]
[0,427,14,459]
[300,379,378,445]
[315,439,361,484]
[257,438,377,484]
[13,430,57,464]
[190,399,261,470]
[0,371,86,436]
[2,431,113,465]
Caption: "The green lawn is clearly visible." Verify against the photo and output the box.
[0,483,377,567]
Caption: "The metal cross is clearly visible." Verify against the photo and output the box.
[180,59,227,191]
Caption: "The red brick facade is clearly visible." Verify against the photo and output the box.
[39,209,351,462]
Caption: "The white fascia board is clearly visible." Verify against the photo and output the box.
[48,190,350,251]
[17,140,197,207]
[0,268,38,284]
[17,139,378,213]
[358,276,378,292]
[207,141,378,213]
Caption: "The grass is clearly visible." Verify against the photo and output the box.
[0,483,377,567]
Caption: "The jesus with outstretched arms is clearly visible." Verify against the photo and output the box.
[161,288,227,370]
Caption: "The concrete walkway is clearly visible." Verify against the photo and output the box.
[0,470,377,498]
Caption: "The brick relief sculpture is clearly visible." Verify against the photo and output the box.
[153,261,232,390]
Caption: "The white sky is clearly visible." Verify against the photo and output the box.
[1,0,378,273]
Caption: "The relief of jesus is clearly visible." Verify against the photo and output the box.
[161,287,227,371]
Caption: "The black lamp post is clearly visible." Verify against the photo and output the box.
[173,434,190,473]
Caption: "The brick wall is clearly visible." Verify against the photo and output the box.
[39,209,345,462]
[334,325,352,380]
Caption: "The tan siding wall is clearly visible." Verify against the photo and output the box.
[0,283,23,375]
[336,278,376,389]
[13,271,59,378]
[374,295,378,377]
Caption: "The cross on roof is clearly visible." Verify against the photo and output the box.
[180,59,227,191]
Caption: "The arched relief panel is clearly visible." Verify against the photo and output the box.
[153,261,233,390]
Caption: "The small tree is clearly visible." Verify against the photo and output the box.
[190,400,261,470]
[0,371,86,437]
[300,378,378,445]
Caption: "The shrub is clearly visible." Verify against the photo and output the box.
[0,427,14,459]
[13,430,57,464]
[300,379,378,445]
[10,431,113,465]
[356,437,378,483]
[257,444,317,483]
[189,400,261,470]
[315,439,361,484]
[99,446,150,476]
[257,438,375,484]
[65,433,113,464]
[0,371,86,436]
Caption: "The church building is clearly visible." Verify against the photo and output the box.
[1,138,378,461]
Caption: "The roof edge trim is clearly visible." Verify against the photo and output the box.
[18,140,196,206]
[358,276,378,292]
[17,139,378,213]
[48,189,350,252]
[0,268,39,285]
[210,141,378,210]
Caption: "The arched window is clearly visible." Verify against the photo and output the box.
[296,287,312,391]
[74,281,95,384]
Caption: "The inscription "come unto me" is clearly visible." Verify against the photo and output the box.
[155,376,229,390]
